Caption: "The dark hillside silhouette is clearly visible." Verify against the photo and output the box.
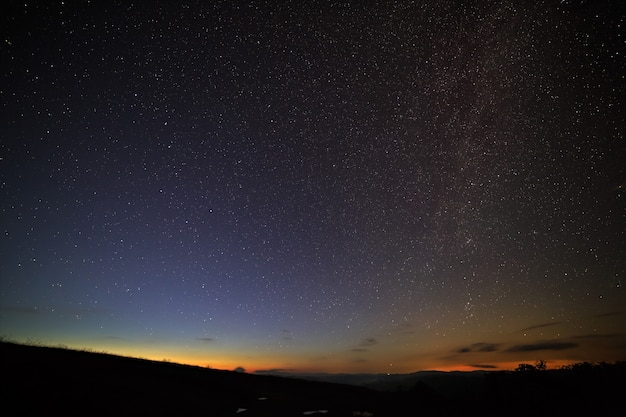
[0,341,387,416]
[2,341,625,416]
[482,360,626,416]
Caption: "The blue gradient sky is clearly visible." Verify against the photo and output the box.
[1,0,625,373]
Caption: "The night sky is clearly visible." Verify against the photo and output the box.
[1,0,624,373]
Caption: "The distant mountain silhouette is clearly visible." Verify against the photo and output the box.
[254,369,488,393]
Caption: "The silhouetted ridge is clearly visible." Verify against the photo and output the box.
[0,341,386,416]
[2,341,625,416]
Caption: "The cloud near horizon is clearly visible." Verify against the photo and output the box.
[456,343,500,354]
[505,341,578,352]
[467,363,499,369]
[358,338,377,347]
[519,322,562,332]
[350,338,378,352]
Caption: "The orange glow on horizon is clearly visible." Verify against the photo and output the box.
[421,359,588,373]
[150,357,588,374]
[11,337,617,375]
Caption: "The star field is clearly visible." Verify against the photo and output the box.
[1,0,625,373]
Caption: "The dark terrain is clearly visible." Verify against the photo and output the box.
[2,341,624,416]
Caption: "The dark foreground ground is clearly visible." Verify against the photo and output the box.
[1,341,625,416]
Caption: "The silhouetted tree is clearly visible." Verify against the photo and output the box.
[515,363,536,372]
[535,360,547,371]
[515,360,547,372]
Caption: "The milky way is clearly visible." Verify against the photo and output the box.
[1,0,624,372]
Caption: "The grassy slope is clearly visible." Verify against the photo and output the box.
[1,341,390,416]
